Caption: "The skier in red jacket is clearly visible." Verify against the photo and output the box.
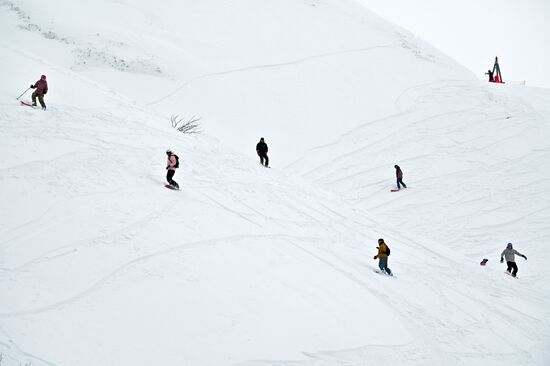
[30,75,48,110]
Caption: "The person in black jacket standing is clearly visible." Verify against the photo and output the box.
[395,165,406,189]
[256,137,269,167]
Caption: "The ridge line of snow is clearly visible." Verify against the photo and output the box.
[146,43,396,105]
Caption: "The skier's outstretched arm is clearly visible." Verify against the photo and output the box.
[515,250,527,260]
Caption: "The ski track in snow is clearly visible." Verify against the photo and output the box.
[0,234,324,318]
[146,44,395,106]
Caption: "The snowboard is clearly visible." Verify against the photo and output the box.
[374,269,394,277]
[164,184,180,190]
[504,271,518,279]
[390,187,410,192]
[259,163,271,168]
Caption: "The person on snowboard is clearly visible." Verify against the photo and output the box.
[256,137,269,167]
[30,74,48,110]
[374,238,392,276]
[500,243,526,277]
[395,165,406,189]
[166,149,179,189]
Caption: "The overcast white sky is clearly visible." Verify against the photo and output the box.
[358,0,550,88]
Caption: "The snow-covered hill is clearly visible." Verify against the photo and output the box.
[292,80,550,261]
[1,1,549,366]
[0,0,474,165]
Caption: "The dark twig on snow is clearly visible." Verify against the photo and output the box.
[170,114,202,135]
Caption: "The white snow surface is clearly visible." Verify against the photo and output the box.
[1,1,549,366]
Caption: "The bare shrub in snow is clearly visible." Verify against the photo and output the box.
[170,115,202,135]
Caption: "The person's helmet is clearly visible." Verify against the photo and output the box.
[507,243,513,248]
[378,238,384,244]
[41,75,46,80]
[166,149,172,154]
[394,165,399,169]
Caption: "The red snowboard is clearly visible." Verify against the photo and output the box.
[164,184,179,190]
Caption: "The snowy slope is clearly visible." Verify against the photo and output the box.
[0,0,474,165]
[1,1,550,366]
[292,80,550,260]
[0,97,410,365]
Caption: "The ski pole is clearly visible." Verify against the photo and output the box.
[16,86,31,100]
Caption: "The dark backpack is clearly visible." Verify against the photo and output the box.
[385,244,391,256]
[173,154,179,168]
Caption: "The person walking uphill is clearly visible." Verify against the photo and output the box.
[374,238,392,276]
[395,165,406,189]
[500,243,526,277]
[165,149,180,189]
[30,75,48,110]
[256,137,269,167]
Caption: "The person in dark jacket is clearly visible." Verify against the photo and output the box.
[485,70,494,82]
[31,75,48,110]
[395,165,406,189]
[256,137,269,167]
[373,238,392,276]
[500,243,526,277]
[165,149,179,189]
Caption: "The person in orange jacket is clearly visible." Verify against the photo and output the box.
[374,238,392,275]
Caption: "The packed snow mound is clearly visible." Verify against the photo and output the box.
[0,0,474,165]
[1,1,550,366]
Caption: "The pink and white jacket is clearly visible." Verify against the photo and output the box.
[167,155,177,171]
